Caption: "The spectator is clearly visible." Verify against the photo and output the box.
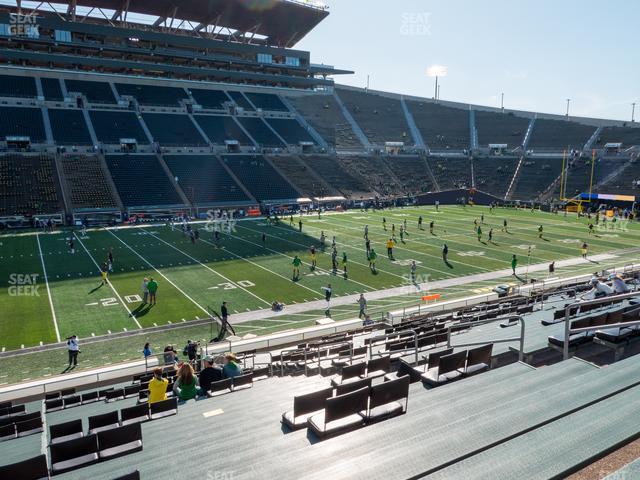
[143,342,152,358]
[610,274,630,294]
[173,362,200,401]
[147,278,158,305]
[66,335,79,367]
[141,277,149,304]
[147,368,168,404]
[199,356,223,395]
[184,340,198,364]
[222,353,243,379]
[586,277,613,298]
[358,294,367,319]
[163,345,178,365]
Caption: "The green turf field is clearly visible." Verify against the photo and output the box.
[1,205,638,355]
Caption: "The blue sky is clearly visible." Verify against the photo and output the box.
[297,0,639,121]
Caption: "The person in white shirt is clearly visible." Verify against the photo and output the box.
[586,277,613,299]
[67,335,79,367]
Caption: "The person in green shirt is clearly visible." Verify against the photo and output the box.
[476,225,482,242]
[292,255,301,281]
[368,249,377,272]
[173,362,199,401]
[511,255,518,275]
[147,278,158,305]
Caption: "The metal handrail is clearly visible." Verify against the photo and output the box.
[366,329,418,364]
[446,315,526,362]
[563,291,640,359]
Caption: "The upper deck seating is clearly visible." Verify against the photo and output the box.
[286,93,363,149]
[0,74,37,98]
[408,100,470,150]
[192,115,253,146]
[189,89,230,110]
[90,110,149,144]
[65,80,116,104]
[475,110,529,148]
[266,118,315,145]
[227,91,254,111]
[48,109,92,145]
[0,106,46,142]
[115,83,187,107]
[141,113,206,146]
[337,88,413,145]
[236,117,285,148]
[41,77,64,101]
[244,92,288,112]
[528,118,596,150]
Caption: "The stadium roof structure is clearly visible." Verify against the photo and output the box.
[6,0,329,47]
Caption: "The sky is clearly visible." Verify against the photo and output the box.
[296,0,639,121]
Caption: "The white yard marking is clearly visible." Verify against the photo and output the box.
[141,228,271,306]
[107,229,211,317]
[36,234,61,342]
[73,232,142,329]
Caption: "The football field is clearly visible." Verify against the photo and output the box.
[1,205,639,352]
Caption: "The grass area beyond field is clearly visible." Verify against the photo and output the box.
[1,205,638,361]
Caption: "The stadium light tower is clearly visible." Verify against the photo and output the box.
[632,102,636,123]
[427,65,447,102]
[566,98,571,118]
[501,92,504,112]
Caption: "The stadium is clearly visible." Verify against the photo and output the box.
[0,0,639,478]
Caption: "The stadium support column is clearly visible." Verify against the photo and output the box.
[81,108,99,147]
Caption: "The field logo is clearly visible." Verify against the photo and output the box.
[9,13,39,36]
[8,273,40,296]
[400,12,432,36]
[458,251,485,257]
[206,471,235,480]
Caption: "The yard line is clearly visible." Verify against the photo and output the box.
[184,230,322,298]
[73,232,142,330]
[107,229,211,317]
[36,234,61,343]
[246,221,463,279]
[231,224,384,291]
[140,227,271,307]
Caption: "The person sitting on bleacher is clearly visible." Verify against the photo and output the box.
[198,356,223,396]
[174,363,200,401]
[148,368,168,404]
[610,274,630,294]
[585,277,614,299]
[222,353,243,379]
